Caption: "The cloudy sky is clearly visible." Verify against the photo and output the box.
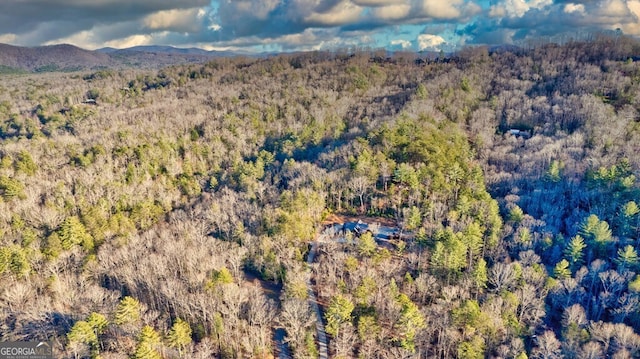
[0,0,638,52]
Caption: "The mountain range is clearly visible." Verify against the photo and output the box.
[0,43,245,73]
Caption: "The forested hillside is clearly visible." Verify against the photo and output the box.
[0,35,639,358]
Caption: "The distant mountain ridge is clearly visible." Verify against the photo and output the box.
[97,45,215,56]
[0,43,240,72]
[0,43,115,72]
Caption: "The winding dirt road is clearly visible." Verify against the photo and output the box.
[307,241,329,359]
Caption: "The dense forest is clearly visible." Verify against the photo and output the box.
[1,35,640,358]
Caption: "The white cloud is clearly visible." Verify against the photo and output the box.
[417,33,445,50]
[476,0,640,45]
[44,30,95,48]
[143,8,204,32]
[372,4,411,20]
[620,0,640,34]
[305,1,364,26]
[491,0,552,18]
[391,39,412,48]
[38,19,147,49]
[49,30,156,50]
[462,2,482,17]
[489,5,506,18]
[104,34,154,48]
[4,0,640,53]
[530,0,553,8]
[203,25,377,52]
[597,0,631,17]
[564,3,585,14]
[0,33,17,43]
[233,0,280,20]
[352,0,404,5]
[420,0,463,19]
[48,28,155,50]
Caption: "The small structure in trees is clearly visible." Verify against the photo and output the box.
[82,99,98,105]
[508,128,531,138]
[343,220,372,238]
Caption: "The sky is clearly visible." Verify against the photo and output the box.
[0,0,639,52]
